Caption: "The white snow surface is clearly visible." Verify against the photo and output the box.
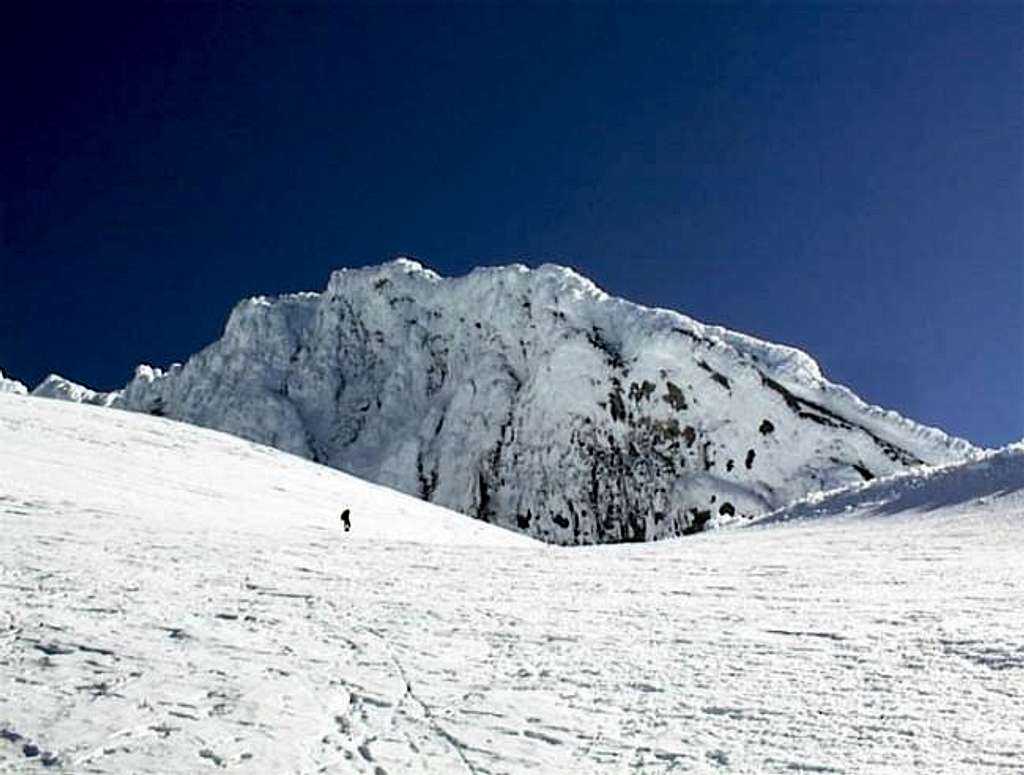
[37,259,978,544]
[754,441,1024,528]
[0,372,27,397]
[2,393,1022,773]
[31,375,118,407]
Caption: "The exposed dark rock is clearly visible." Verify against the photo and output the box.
[416,453,439,500]
[760,372,922,465]
[476,473,491,522]
[607,381,627,422]
[682,425,697,448]
[683,508,712,535]
[0,729,22,744]
[703,441,715,470]
[698,360,731,390]
[629,380,657,403]
[853,462,875,481]
[662,381,688,411]
[588,326,626,370]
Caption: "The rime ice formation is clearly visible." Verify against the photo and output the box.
[32,374,118,406]
[38,259,977,543]
[755,441,1024,527]
[0,370,28,396]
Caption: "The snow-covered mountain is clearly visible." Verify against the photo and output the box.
[1,391,1020,773]
[32,374,117,406]
[0,370,27,396]
[30,259,977,543]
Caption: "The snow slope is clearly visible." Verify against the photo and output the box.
[0,395,529,549]
[754,441,1024,528]
[33,260,978,544]
[2,393,1021,773]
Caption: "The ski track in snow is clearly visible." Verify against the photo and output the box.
[1,396,1022,774]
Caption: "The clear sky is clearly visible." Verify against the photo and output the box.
[2,2,1021,447]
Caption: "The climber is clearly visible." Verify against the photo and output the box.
[340,508,351,532]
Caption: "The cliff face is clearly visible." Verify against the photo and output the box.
[48,260,978,543]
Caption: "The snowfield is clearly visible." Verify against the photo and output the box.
[1,393,1021,773]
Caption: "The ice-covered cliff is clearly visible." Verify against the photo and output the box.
[38,259,978,543]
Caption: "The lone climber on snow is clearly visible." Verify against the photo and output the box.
[340,509,351,532]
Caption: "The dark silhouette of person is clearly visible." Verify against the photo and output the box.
[340,509,351,532]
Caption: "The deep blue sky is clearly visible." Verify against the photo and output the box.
[2,2,1021,446]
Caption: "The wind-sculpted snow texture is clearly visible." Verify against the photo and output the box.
[50,260,976,543]
[0,371,27,396]
[754,441,1024,528]
[1,394,1022,773]
[31,375,117,407]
